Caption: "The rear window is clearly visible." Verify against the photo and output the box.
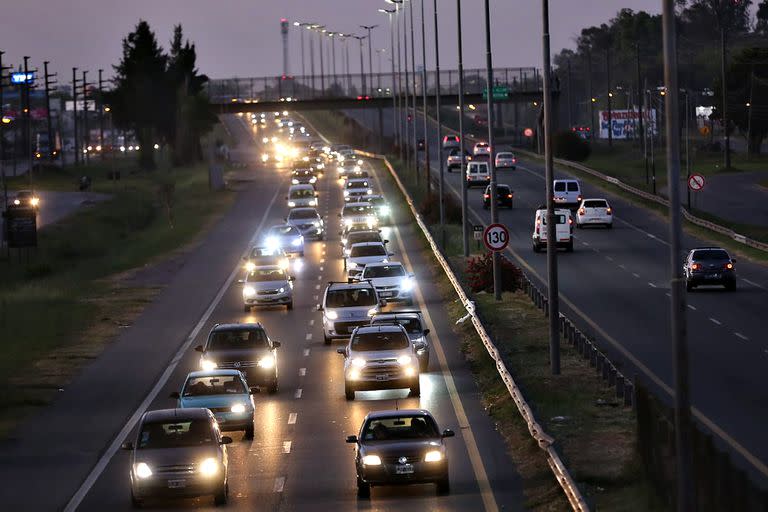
[290,188,314,198]
[692,249,730,260]
[362,415,439,441]
[288,209,318,220]
[554,182,566,191]
[183,375,247,397]
[350,245,386,257]
[567,182,580,192]
[326,288,377,307]
[497,152,513,158]
[342,205,374,216]
[246,268,287,282]
[207,329,269,351]
[351,330,410,351]
[583,200,607,208]
[542,214,567,225]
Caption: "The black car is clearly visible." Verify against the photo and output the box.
[482,184,514,209]
[684,247,736,291]
[291,168,318,186]
[346,409,454,498]
[195,323,280,393]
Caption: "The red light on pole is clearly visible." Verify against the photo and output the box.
[523,128,534,137]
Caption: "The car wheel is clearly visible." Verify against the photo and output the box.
[436,477,450,495]
[532,243,541,253]
[606,223,613,229]
[686,282,694,292]
[483,203,489,210]
[566,241,574,252]
[420,354,430,373]
[245,421,255,439]
[576,222,582,229]
[287,301,294,310]
[213,483,228,506]
[409,380,421,397]
[725,280,737,291]
[345,383,355,401]
[357,477,371,499]
[267,380,279,394]
[324,333,331,345]
[130,489,143,509]
[243,305,251,313]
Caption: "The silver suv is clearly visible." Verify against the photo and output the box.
[337,324,420,400]
[318,281,385,344]
[242,266,294,311]
[370,311,431,371]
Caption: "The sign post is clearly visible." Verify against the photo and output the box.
[473,224,483,251]
[482,223,509,252]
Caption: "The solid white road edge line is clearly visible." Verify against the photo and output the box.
[63,177,284,512]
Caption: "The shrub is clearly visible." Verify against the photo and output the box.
[418,191,463,224]
[553,130,591,161]
[465,252,523,293]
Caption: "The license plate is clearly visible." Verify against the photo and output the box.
[705,274,720,279]
[380,292,394,297]
[375,374,389,381]
[395,464,414,474]
[167,479,187,489]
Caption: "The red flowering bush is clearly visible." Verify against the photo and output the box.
[465,252,523,293]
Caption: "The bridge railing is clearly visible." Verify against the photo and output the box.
[206,67,541,103]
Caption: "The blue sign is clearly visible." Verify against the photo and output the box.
[10,72,36,84]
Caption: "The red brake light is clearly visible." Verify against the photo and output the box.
[691,263,701,270]
[568,218,573,225]
[507,194,513,198]
[483,194,490,199]
[725,263,733,270]
[577,195,582,202]
[578,208,585,215]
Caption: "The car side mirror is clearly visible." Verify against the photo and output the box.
[121,441,134,451]
[337,213,342,218]
[409,273,415,278]
[442,429,455,438]
[315,192,319,197]
[384,239,390,244]
[379,299,387,307]
[423,328,430,335]
[194,345,204,353]
[345,435,358,444]
[169,391,181,400]
[336,347,347,356]
[250,386,260,394]
[388,252,395,257]
[220,436,233,445]
[316,304,323,312]
[289,276,296,281]
[272,341,282,349]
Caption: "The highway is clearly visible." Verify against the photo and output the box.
[0,114,525,511]
[346,108,768,481]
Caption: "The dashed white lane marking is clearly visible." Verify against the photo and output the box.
[313,294,319,300]
[298,368,306,376]
[688,304,697,311]
[743,278,766,291]
[606,256,614,262]
[619,264,626,270]
[273,476,285,492]
[320,258,325,263]
[632,273,641,278]
[294,388,303,398]
[648,282,657,288]
[320,266,324,271]
[666,292,672,297]
[709,317,722,325]
[309,319,315,326]
[582,241,590,246]
[305,333,313,340]
[303,348,310,356]
[316,275,322,280]
[287,413,297,425]
[734,332,749,341]
[647,233,657,239]
[282,441,292,454]
[315,284,321,290]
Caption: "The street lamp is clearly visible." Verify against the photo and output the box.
[456,0,469,256]
[375,48,386,90]
[379,7,398,150]
[293,21,310,83]
[352,35,367,97]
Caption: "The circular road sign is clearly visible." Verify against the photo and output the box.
[523,127,534,138]
[688,173,705,192]
[483,223,510,252]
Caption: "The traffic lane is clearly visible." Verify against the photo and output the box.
[0,162,286,511]
[76,171,332,511]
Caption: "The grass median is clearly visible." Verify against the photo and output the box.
[0,128,235,438]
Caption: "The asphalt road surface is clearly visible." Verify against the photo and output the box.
[1,190,109,229]
[0,114,525,511]
[347,108,768,484]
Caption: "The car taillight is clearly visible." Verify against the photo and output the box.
[606,207,612,215]
[691,263,701,270]
[725,263,734,270]
[512,158,517,163]
[578,208,585,215]
[483,194,490,199]
[568,218,573,225]
[535,226,539,234]
[507,194,513,198]
[577,195,582,202]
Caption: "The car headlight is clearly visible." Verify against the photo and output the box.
[261,154,269,162]
[325,310,338,320]
[288,201,296,207]
[424,450,443,463]
[243,286,256,297]
[244,262,256,272]
[362,454,382,466]
[367,189,373,195]
[278,287,285,293]
[404,366,416,377]
[292,178,299,184]
[379,205,390,215]
[344,219,353,226]
[293,259,304,272]
[30,197,40,206]
[291,237,302,246]
[341,238,348,245]
[135,462,153,479]
[201,359,217,371]
[199,457,219,477]
[279,259,290,271]
[367,308,377,317]
[344,190,350,197]
[397,355,412,366]
[401,278,414,292]
[258,355,276,368]
[310,177,317,184]
[313,221,320,227]
[230,403,247,414]
[309,199,317,206]
[13,199,20,205]
[357,159,364,165]
[351,357,367,368]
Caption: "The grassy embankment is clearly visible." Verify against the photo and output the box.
[0,124,236,437]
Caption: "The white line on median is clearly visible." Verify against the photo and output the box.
[648,282,657,288]
[710,318,722,325]
[309,319,315,326]
[282,441,292,454]
[294,388,303,398]
[273,476,285,492]
[305,333,312,341]
[734,332,749,341]
[303,348,310,356]
[287,413,297,425]
[299,368,306,376]
[688,304,697,311]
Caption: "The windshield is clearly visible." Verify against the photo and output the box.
[269,226,299,237]
[138,419,216,449]
[372,317,422,334]
[542,214,567,225]
[289,210,318,220]
[326,288,377,308]
[583,200,608,208]
[207,329,269,351]
[249,247,281,259]
[362,415,439,441]
[183,375,247,397]
[692,249,730,260]
[347,180,369,189]
[290,188,314,198]
[350,245,386,257]
[363,265,405,278]
[246,268,287,282]
[351,330,410,351]
[348,233,381,244]
[342,205,374,216]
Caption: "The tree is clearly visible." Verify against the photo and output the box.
[108,20,168,170]
[757,0,768,34]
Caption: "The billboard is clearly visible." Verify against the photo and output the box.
[599,108,657,140]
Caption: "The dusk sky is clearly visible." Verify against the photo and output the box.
[3,1,666,82]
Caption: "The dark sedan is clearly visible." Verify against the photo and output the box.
[482,184,514,209]
[684,247,737,291]
[346,409,454,498]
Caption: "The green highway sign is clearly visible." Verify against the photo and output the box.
[482,86,509,100]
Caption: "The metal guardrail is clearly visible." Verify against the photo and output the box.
[354,147,590,512]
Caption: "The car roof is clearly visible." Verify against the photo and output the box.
[554,178,579,183]
[143,408,211,423]
[350,242,385,248]
[354,324,407,335]
[185,369,244,379]
[289,207,318,214]
[211,322,264,332]
[288,184,314,190]
[365,409,434,420]
[327,281,375,291]
[363,261,403,268]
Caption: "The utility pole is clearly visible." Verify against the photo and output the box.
[542,0,560,373]
[23,56,34,187]
[720,27,731,170]
[360,25,378,97]
[44,61,57,164]
[408,1,417,183]
[457,0,469,256]
[587,49,594,138]
[308,26,316,94]
[72,67,79,166]
[636,44,644,152]
[661,1,694,509]
[432,0,441,212]
[566,58,572,128]
[82,70,91,164]
[402,2,411,174]
[0,51,9,210]
[379,8,398,152]
[98,69,105,160]
[419,0,430,194]
[483,0,501,300]
[606,47,612,148]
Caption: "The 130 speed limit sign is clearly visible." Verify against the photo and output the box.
[483,223,510,252]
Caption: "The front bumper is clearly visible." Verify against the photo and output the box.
[244,290,292,306]
[323,318,370,338]
[345,376,418,392]
[132,474,224,500]
[359,461,447,485]
[374,286,412,301]
[212,411,253,431]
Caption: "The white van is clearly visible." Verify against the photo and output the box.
[287,184,318,208]
[552,179,582,208]
[465,161,490,188]
[532,207,574,252]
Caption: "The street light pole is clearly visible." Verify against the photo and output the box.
[354,36,367,96]
[662,1,694,509]
[408,0,418,182]
[419,0,430,194]
[318,27,326,93]
[307,25,316,94]
[542,0,560,373]
[294,22,306,83]
[98,69,105,161]
[360,25,378,96]
[379,8,398,152]
[401,2,411,174]
[433,0,442,220]
[456,0,468,256]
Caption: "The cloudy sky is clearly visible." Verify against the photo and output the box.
[2,1,665,81]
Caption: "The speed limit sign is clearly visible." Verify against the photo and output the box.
[483,223,510,252]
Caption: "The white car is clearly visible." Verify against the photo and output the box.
[532,207,574,252]
[286,207,324,240]
[242,266,295,311]
[360,262,415,304]
[337,148,356,162]
[286,184,318,208]
[575,198,613,229]
[339,202,378,231]
[552,179,582,208]
[473,142,490,156]
[337,324,420,400]
[346,242,392,279]
[344,178,374,202]
[465,161,490,188]
[318,280,385,344]
[495,152,517,169]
